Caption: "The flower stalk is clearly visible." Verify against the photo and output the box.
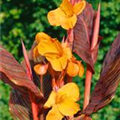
[29,93,39,120]
[39,75,44,120]
[83,65,93,110]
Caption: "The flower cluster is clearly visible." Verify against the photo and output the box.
[33,0,86,120]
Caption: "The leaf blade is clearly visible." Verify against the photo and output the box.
[9,89,32,120]
[73,2,95,71]
[83,33,120,115]
[0,45,43,101]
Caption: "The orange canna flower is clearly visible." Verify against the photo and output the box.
[44,83,80,120]
[47,0,86,30]
[33,32,84,77]
[34,32,72,71]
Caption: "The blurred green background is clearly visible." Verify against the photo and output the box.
[0,0,120,120]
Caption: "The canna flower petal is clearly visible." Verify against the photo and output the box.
[48,58,62,71]
[47,55,68,71]
[73,1,86,15]
[77,61,84,77]
[34,64,48,75]
[33,46,39,58]
[59,55,68,70]
[57,97,80,116]
[60,0,74,17]
[62,43,72,59]
[46,105,64,120]
[53,39,63,52]
[38,39,62,55]
[35,32,51,43]
[33,46,44,62]
[57,83,80,102]
[47,8,65,27]
[44,91,56,108]
[45,53,60,59]
[59,12,77,30]
[67,61,79,77]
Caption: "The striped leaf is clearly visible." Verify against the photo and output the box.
[73,2,95,71]
[73,2,101,72]
[0,45,43,101]
[83,33,120,115]
[9,89,33,120]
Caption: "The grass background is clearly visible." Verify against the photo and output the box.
[0,0,120,119]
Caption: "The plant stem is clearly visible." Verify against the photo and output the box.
[29,93,39,120]
[91,3,100,51]
[83,64,93,110]
[40,75,43,93]
[39,75,44,120]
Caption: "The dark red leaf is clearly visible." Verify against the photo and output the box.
[0,45,43,101]
[0,43,51,120]
[9,89,32,120]
[73,2,95,71]
[73,2,101,72]
[83,34,120,115]
[91,37,101,64]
